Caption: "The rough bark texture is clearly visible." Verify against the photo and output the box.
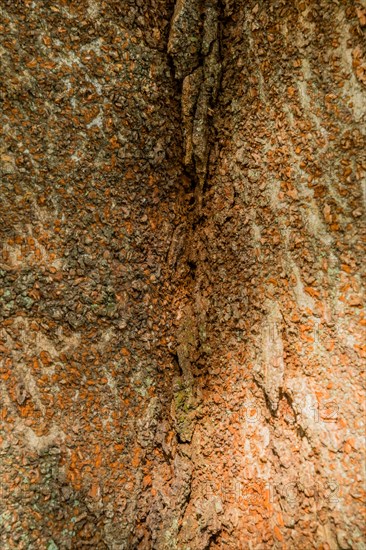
[0,0,365,549]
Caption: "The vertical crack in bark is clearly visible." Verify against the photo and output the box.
[168,0,223,373]
[169,0,222,216]
[164,1,224,545]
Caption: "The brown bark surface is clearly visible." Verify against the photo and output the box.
[0,0,365,549]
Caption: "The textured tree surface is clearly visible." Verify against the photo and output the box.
[0,0,365,548]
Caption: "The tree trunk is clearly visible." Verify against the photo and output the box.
[0,0,365,548]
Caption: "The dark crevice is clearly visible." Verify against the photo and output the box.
[279,388,310,441]
[172,352,183,376]
[251,376,279,418]
[188,259,197,278]
[205,528,222,548]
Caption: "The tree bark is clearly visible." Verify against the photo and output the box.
[0,0,365,548]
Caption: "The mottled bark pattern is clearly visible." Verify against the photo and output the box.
[0,0,365,549]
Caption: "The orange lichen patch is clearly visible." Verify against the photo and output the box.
[273,525,284,542]
[88,481,101,500]
[143,475,152,488]
[1,370,11,381]
[305,287,320,298]
[276,512,284,527]
[39,351,52,367]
